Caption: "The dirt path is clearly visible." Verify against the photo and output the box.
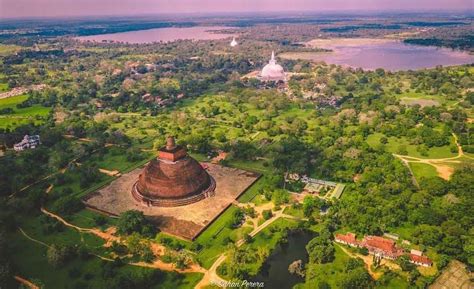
[18,227,51,248]
[40,207,205,274]
[14,275,40,289]
[99,168,121,177]
[394,133,470,180]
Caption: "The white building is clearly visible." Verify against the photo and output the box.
[14,135,40,151]
[230,37,238,47]
[259,51,286,82]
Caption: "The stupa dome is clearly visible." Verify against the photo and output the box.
[132,136,215,207]
[260,51,286,82]
[230,37,238,47]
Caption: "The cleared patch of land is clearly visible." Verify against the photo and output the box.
[400,98,440,107]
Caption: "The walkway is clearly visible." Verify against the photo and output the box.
[196,204,295,289]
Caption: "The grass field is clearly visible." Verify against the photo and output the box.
[194,205,254,269]
[283,206,306,219]
[409,163,438,180]
[10,230,202,289]
[84,147,155,173]
[0,94,51,129]
[367,133,456,159]
[0,82,8,92]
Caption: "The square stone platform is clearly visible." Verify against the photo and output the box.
[84,163,260,240]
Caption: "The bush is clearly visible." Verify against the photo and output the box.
[262,210,273,220]
[93,215,107,226]
[227,208,245,228]
[52,195,84,215]
[116,210,156,237]
[47,245,74,267]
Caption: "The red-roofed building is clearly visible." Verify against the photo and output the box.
[361,236,404,260]
[335,233,360,247]
[409,254,433,267]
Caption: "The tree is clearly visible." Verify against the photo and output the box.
[47,245,73,267]
[340,268,373,289]
[306,235,335,264]
[117,210,155,237]
[227,208,245,228]
[303,195,316,217]
[0,262,11,287]
[398,255,415,272]
[52,195,84,216]
[272,137,314,175]
[262,209,273,220]
[318,281,331,289]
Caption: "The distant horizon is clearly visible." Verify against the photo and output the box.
[1,0,473,20]
[1,9,473,21]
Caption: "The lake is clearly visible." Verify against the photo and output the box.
[252,230,314,289]
[281,38,474,71]
[76,26,235,43]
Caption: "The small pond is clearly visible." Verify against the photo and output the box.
[252,230,314,289]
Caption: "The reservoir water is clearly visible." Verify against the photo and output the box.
[252,230,314,289]
[76,26,235,43]
[283,38,474,71]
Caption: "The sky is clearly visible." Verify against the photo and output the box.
[0,0,472,19]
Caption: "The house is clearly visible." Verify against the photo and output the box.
[361,236,404,260]
[409,254,433,267]
[335,232,360,247]
[14,135,41,151]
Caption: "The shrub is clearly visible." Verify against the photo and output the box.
[262,209,273,220]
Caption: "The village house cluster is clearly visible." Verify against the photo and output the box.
[335,232,433,267]
[13,135,41,152]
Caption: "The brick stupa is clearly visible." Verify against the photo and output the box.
[132,136,215,207]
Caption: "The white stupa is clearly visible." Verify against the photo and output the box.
[260,51,286,82]
[230,37,238,47]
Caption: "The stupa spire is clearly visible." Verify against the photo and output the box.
[269,51,276,64]
[166,136,176,151]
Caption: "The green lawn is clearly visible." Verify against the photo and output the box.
[409,163,438,180]
[195,205,250,268]
[11,230,202,289]
[0,94,29,108]
[0,82,8,92]
[367,133,456,159]
[0,94,51,129]
[283,206,306,219]
[68,208,117,229]
[85,147,154,173]
[11,213,202,289]
[237,174,265,203]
